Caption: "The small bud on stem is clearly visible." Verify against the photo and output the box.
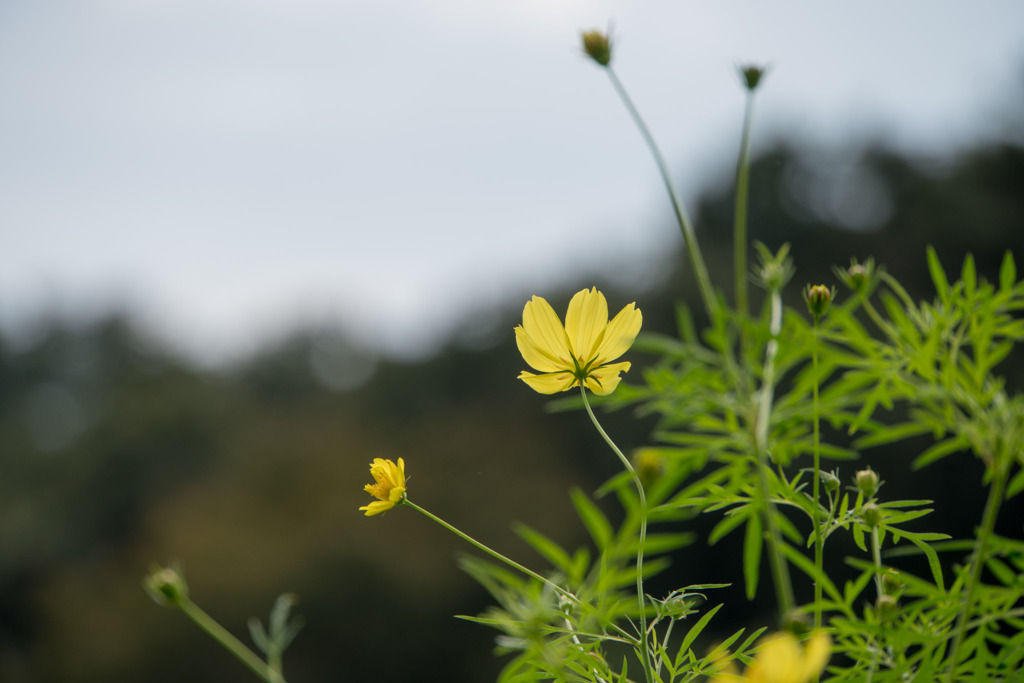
[805,284,834,321]
[738,64,767,91]
[144,565,189,608]
[581,30,612,67]
[861,502,882,529]
[855,468,881,498]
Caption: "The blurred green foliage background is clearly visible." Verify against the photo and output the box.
[2,125,1024,681]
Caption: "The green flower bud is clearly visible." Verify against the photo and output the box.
[804,284,834,320]
[875,593,898,620]
[581,30,612,67]
[861,502,882,529]
[855,468,880,498]
[633,448,666,487]
[881,569,902,596]
[782,608,811,636]
[833,257,876,292]
[738,64,767,91]
[847,264,868,289]
[144,565,189,608]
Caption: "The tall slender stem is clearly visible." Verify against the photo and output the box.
[403,499,641,648]
[864,526,885,683]
[403,499,573,602]
[944,466,1007,682]
[178,597,278,683]
[605,66,719,321]
[580,388,655,683]
[754,287,796,620]
[811,321,824,629]
[734,91,755,322]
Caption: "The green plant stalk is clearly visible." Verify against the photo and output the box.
[177,597,279,683]
[870,526,884,601]
[754,287,796,620]
[404,498,640,649]
[865,525,884,683]
[403,499,572,602]
[580,388,655,683]
[267,649,284,683]
[811,321,824,629]
[944,465,1007,683]
[733,90,755,322]
[605,67,718,320]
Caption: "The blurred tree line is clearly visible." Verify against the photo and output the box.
[1,127,1022,682]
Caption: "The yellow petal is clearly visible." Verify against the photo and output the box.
[359,500,395,516]
[583,361,631,395]
[798,633,831,682]
[515,325,569,373]
[564,287,608,363]
[520,296,573,366]
[747,633,802,683]
[707,661,744,683]
[518,370,577,394]
[593,303,642,366]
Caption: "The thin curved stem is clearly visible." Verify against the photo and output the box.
[734,91,755,322]
[811,321,824,629]
[178,597,279,683]
[605,66,718,320]
[754,288,796,620]
[403,499,640,647]
[580,388,655,683]
[404,499,570,601]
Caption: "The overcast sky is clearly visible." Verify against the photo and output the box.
[2,1,1023,362]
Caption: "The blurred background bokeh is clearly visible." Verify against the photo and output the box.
[2,2,1024,681]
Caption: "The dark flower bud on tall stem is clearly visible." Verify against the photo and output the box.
[581,30,612,67]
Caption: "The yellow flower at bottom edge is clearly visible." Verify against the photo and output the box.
[710,631,831,683]
[359,457,406,516]
[515,287,642,396]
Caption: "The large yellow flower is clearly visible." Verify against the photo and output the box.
[359,458,407,516]
[711,632,831,683]
[515,287,642,396]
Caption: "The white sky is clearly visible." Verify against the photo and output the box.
[2,1,1023,362]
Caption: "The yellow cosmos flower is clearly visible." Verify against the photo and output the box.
[359,457,407,517]
[711,632,831,683]
[515,287,642,396]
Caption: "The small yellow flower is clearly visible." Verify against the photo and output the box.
[515,287,642,396]
[711,631,831,683]
[359,458,406,516]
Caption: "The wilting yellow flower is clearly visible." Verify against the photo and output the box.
[515,287,641,396]
[359,458,406,516]
[711,632,831,683]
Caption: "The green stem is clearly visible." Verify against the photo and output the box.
[811,321,824,629]
[870,526,884,600]
[178,597,278,683]
[734,91,755,322]
[864,525,884,683]
[403,499,572,601]
[944,466,1007,682]
[754,287,796,621]
[403,498,640,648]
[580,388,655,683]
[605,66,718,320]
